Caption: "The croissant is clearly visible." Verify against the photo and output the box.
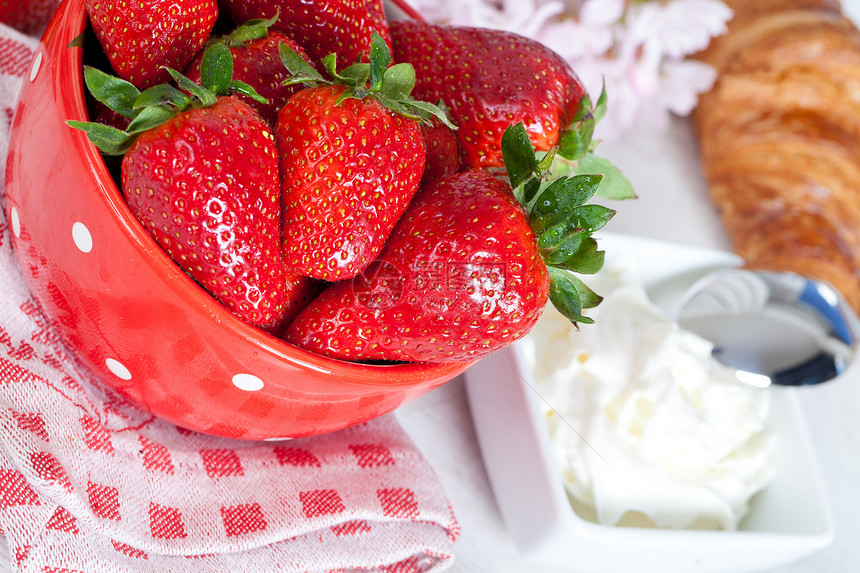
[692,0,860,311]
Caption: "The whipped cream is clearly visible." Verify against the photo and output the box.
[522,259,776,530]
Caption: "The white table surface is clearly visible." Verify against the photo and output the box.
[397,116,860,573]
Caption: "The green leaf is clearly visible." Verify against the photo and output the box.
[571,91,593,124]
[537,223,585,265]
[401,99,457,129]
[335,87,372,106]
[125,104,176,134]
[66,120,135,155]
[68,31,86,49]
[230,80,268,104]
[557,236,605,275]
[228,12,278,45]
[529,174,602,234]
[321,53,349,84]
[166,68,217,107]
[199,43,233,95]
[547,267,595,324]
[571,204,616,233]
[577,278,603,309]
[135,84,190,109]
[593,82,608,124]
[576,153,637,200]
[557,91,596,160]
[279,42,325,84]
[380,63,415,100]
[558,115,594,161]
[536,149,556,173]
[522,178,541,205]
[501,123,539,190]
[341,63,372,87]
[83,66,141,119]
[376,97,407,116]
[546,154,576,180]
[369,31,391,90]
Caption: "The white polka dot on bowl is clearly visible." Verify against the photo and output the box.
[105,358,132,381]
[9,207,20,238]
[72,221,92,253]
[232,373,264,392]
[29,51,42,82]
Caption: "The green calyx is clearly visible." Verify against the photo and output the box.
[279,31,455,129]
[557,84,607,162]
[501,99,634,324]
[552,84,637,201]
[67,44,266,155]
[220,12,279,46]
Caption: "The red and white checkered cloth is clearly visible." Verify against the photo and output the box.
[0,21,459,573]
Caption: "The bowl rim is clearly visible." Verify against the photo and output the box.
[53,0,472,386]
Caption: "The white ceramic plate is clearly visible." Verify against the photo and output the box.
[464,232,835,573]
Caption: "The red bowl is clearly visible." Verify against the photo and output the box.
[4,0,471,440]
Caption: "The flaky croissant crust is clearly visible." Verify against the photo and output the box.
[693,0,860,310]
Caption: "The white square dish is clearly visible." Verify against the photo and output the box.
[464,232,835,573]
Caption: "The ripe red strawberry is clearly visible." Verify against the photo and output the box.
[275,34,451,282]
[0,0,59,34]
[183,18,314,125]
[283,169,549,361]
[283,124,618,362]
[122,97,306,331]
[218,0,391,68]
[276,84,424,281]
[69,51,319,332]
[420,120,459,184]
[390,20,586,169]
[85,0,218,88]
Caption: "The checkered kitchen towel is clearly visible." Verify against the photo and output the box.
[0,19,459,573]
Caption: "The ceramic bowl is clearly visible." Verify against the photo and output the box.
[3,0,470,440]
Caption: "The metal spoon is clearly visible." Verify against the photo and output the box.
[676,268,857,387]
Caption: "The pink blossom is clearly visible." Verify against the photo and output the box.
[408,0,732,141]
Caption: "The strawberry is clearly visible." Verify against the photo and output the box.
[420,119,459,184]
[183,16,314,125]
[85,0,218,88]
[283,123,619,363]
[275,33,452,282]
[0,0,59,34]
[284,169,548,361]
[88,99,131,131]
[69,47,319,332]
[218,0,391,69]
[122,97,305,332]
[390,20,587,170]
